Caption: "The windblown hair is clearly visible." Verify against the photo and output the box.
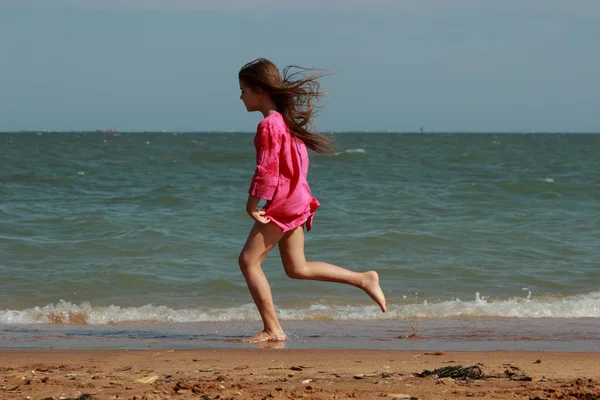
[239,58,334,154]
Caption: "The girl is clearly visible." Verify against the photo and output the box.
[238,58,386,343]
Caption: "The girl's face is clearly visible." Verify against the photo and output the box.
[239,81,262,112]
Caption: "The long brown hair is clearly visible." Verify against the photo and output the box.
[238,58,334,154]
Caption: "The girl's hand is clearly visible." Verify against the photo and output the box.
[247,208,271,224]
[245,194,269,224]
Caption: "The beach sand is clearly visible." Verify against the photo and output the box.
[1,349,599,399]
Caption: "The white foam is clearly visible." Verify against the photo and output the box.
[1,292,599,324]
[333,148,366,156]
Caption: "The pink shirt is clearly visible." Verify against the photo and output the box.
[248,112,320,232]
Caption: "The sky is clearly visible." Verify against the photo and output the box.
[1,1,599,132]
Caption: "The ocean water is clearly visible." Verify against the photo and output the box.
[1,132,599,349]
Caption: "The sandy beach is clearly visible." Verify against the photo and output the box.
[1,349,599,400]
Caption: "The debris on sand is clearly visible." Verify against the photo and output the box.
[414,365,485,380]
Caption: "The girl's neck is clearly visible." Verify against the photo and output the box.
[259,100,279,119]
[261,109,278,119]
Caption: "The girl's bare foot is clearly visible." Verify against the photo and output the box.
[255,340,286,349]
[362,271,387,312]
[243,330,287,343]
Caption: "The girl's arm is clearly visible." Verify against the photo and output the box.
[247,120,281,223]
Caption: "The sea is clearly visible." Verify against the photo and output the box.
[1,131,599,351]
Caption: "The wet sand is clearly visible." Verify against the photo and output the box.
[1,349,599,399]
[3,318,600,351]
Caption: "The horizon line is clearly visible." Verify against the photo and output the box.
[2,130,600,135]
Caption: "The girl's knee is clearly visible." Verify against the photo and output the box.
[284,264,308,280]
[238,252,252,270]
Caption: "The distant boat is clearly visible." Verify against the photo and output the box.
[96,129,117,133]
[419,127,424,135]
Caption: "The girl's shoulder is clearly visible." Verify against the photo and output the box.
[258,112,287,133]
[260,111,283,124]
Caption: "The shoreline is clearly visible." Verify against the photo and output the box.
[3,318,600,352]
[1,349,599,399]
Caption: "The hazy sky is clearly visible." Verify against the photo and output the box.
[1,1,599,132]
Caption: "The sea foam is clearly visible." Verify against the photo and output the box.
[333,148,366,156]
[1,291,598,325]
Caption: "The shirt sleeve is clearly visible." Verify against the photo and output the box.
[248,120,281,200]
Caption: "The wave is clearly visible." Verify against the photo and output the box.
[333,148,366,156]
[2,291,599,325]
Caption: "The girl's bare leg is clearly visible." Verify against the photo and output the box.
[279,226,387,312]
[238,222,286,342]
